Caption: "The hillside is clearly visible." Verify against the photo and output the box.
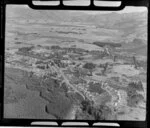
[7,6,147,42]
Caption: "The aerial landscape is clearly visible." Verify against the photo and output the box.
[4,5,147,120]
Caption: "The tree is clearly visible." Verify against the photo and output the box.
[133,56,137,69]
[83,63,96,76]
[81,100,90,111]
[101,63,108,75]
[29,71,34,77]
[61,82,68,92]
[94,110,102,120]
[113,55,117,62]
[83,63,96,69]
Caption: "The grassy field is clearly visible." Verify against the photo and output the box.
[4,68,55,119]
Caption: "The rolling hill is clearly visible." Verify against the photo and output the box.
[6,5,147,55]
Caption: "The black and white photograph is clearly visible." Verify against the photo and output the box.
[4,0,147,121]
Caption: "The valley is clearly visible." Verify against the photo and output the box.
[4,5,147,120]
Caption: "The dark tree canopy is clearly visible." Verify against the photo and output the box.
[51,45,61,50]
[75,100,114,120]
[18,46,34,53]
[128,81,144,92]
[83,63,96,70]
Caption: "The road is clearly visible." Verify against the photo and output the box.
[51,60,85,100]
